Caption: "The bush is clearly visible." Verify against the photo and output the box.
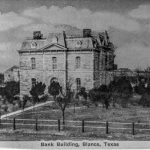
[77,87,87,100]
[139,93,150,107]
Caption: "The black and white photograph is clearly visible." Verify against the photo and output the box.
[0,0,150,149]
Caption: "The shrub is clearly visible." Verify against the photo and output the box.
[77,87,87,100]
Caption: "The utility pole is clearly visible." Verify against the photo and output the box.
[63,31,68,92]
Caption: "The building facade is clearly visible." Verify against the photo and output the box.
[18,29,115,96]
[4,65,19,83]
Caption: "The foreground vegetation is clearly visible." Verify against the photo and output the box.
[2,102,150,140]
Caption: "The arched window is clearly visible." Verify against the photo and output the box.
[31,57,36,69]
[31,78,36,87]
[76,78,81,92]
[75,56,80,69]
[52,57,57,70]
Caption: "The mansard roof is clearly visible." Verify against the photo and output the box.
[18,30,114,53]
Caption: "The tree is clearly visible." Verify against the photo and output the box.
[30,82,46,104]
[4,81,20,103]
[139,84,150,107]
[98,85,110,109]
[88,88,99,107]
[108,76,133,107]
[76,87,89,107]
[48,81,61,100]
[55,83,73,125]
[88,85,111,109]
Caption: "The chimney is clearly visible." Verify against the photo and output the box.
[33,31,43,39]
[83,29,91,37]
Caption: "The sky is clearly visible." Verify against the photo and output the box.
[0,0,150,72]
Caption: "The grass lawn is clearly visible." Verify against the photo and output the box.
[1,101,150,141]
[15,103,150,123]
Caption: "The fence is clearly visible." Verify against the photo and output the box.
[0,118,150,135]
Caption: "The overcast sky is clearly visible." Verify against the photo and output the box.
[0,0,150,72]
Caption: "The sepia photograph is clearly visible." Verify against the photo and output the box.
[0,0,150,149]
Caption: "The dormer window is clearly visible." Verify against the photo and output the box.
[51,36,58,44]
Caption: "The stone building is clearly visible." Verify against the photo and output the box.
[18,29,115,96]
[4,65,19,83]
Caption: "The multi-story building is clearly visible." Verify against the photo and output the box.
[18,29,115,95]
[4,65,19,83]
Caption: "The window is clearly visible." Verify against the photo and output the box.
[75,56,80,69]
[76,78,81,92]
[31,78,36,87]
[52,57,57,70]
[31,57,36,69]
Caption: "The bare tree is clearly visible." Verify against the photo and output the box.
[55,81,74,125]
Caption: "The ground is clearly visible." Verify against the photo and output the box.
[1,99,150,140]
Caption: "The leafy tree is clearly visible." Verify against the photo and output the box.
[0,87,5,97]
[108,76,133,107]
[89,85,111,109]
[4,81,20,103]
[30,82,46,104]
[88,88,99,107]
[139,84,150,107]
[98,85,110,109]
[134,82,146,95]
[48,81,61,100]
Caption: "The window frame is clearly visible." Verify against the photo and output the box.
[52,57,57,70]
[76,78,81,92]
[75,56,81,69]
[31,78,36,87]
[31,57,36,69]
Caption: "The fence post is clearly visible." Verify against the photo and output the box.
[106,121,109,134]
[35,118,38,131]
[74,104,75,113]
[13,118,16,130]
[82,120,84,133]
[132,122,135,135]
[58,119,60,132]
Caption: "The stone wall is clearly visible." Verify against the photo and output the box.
[19,50,95,95]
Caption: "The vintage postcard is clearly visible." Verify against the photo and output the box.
[0,0,150,149]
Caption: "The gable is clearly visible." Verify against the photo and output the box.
[41,43,67,51]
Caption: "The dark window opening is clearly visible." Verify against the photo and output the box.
[31,78,36,87]
[52,57,57,70]
[76,78,81,92]
[31,57,36,69]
